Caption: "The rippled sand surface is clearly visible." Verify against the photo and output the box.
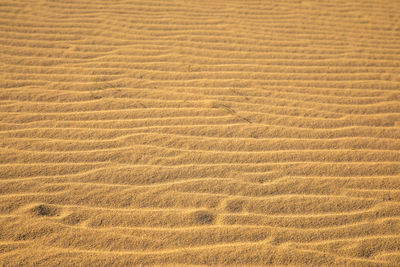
[1,0,400,266]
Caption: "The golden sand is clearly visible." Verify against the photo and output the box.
[1,0,400,266]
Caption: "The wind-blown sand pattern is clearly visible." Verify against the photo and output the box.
[1,0,400,266]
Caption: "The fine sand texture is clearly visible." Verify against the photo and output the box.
[1,0,400,266]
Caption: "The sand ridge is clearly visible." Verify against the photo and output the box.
[1,0,400,266]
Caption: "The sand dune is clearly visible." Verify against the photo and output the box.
[1,0,400,266]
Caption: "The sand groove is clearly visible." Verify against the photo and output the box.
[1,0,400,266]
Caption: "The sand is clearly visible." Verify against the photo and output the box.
[1,0,400,266]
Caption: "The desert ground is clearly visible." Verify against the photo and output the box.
[1,0,400,266]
